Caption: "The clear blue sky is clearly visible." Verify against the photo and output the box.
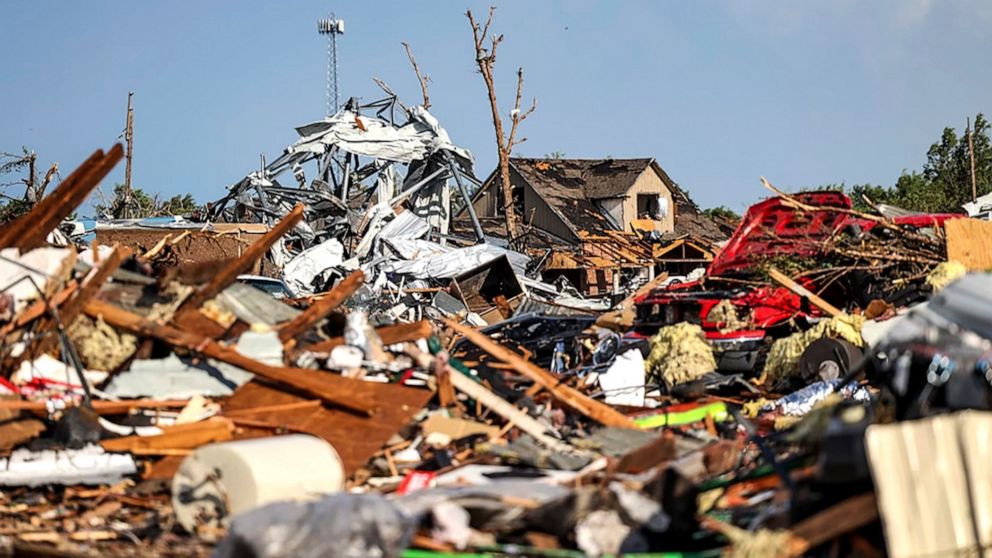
[2,1,990,216]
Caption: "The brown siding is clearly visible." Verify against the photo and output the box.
[620,168,675,233]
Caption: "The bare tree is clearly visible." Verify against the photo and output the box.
[0,148,58,219]
[402,42,431,110]
[466,7,536,244]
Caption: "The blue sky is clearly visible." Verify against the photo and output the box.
[2,1,990,216]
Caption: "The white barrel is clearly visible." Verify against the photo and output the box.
[172,434,344,536]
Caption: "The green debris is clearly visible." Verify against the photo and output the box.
[645,323,716,388]
[762,314,864,384]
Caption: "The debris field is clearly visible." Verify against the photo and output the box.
[4,93,992,558]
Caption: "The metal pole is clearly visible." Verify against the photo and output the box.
[445,154,485,242]
[124,92,134,216]
[968,117,978,204]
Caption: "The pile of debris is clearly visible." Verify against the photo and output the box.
[5,107,992,558]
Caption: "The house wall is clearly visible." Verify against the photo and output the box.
[620,168,675,233]
[472,168,578,241]
[471,179,500,217]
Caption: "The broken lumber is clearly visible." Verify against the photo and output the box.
[84,299,377,416]
[767,268,842,317]
[174,203,305,320]
[0,399,189,416]
[278,270,365,343]
[100,417,235,453]
[786,492,879,556]
[301,320,433,353]
[447,368,574,453]
[1,146,124,251]
[444,318,637,428]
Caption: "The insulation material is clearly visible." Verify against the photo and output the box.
[67,314,138,372]
[707,299,751,333]
[762,315,864,384]
[925,260,967,291]
[644,323,716,388]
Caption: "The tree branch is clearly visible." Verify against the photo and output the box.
[401,42,431,110]
[506,68,538,151]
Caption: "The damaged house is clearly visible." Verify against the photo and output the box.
[462,157,728,295]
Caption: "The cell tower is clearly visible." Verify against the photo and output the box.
[317,14,345,117]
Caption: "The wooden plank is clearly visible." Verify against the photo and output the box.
[16,146,124,251]
[222,380,432,474]
[278,270,365,343]
[0,281,77,335]
[0,399,189,415]
[447,370,574,453]
[173,203,304,320]
[443,318,638,429]
[945,218,992,271]
[0,149,104,249]
[767,268,842,317]
[100,417,234,452]
[84,299,377,416]
[301,320,433,353]
[786,493,878,556]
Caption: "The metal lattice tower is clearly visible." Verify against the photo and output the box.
[317,14,345,117]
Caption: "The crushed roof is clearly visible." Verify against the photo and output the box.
[511,158,654,200]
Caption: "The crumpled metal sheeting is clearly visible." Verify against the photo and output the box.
[287,106,472,165]
[215,282,300,327]
[382,243,530,280]
[282,238,346,296]
[103,354,254,399]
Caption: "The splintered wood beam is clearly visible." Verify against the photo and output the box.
[447,368,575,453]
[173,203,305,319]
[786,493,878,556]
[278,270,365,344]
[100,417,235,453]
[443,318,638,428]
[767,268,842,317]
[1,146,123,250]
[84,299,377,417]
[300,320,434,353]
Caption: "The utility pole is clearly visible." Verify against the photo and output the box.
[317,14,345,117]
[968,117,978,204]
[124,92,135,215]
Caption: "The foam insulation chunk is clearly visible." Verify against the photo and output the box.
[645,323,716,388]
[762,314,864,383]
[926,260,967,291]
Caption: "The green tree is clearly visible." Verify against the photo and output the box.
[94,184,200,219]
[815,113,992,213]
[704,205,741,222]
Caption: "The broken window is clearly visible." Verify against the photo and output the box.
[637,194,667,220]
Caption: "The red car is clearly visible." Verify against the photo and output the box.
[634,191,960,371]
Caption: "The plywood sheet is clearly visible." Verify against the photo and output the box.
[945,218,992,271]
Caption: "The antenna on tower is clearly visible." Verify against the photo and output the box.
[317,13,345,117]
